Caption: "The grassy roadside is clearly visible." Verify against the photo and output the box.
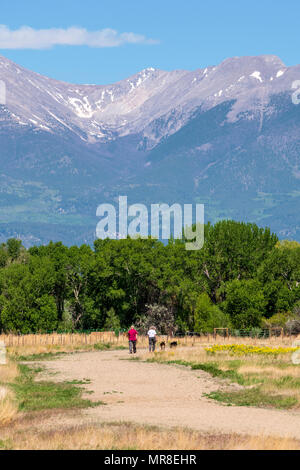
[0,345,109,427]
[205,389,297,409]
[0,340,130,423]
[10,364,103,412]
[0,339,132,423]
[0,340,127,426]
[144,347,300,410]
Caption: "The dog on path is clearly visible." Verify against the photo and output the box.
[170,341,178,349]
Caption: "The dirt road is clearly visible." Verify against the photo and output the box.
[40,349,300,438]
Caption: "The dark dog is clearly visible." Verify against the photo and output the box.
[170,341,178,349]
[160,341,166,350]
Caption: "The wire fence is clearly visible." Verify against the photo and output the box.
[0,321,298,349]
[0,331,183,348]
[0,331,120,348]
[0,328,298,349]
[175,327,288,339]
[0,326,292,338]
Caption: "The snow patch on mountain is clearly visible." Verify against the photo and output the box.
[250,71,263,82]
[276,69,285,78]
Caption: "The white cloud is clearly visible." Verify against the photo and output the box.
[0,25,159,49]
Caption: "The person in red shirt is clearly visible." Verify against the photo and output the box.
[128,325,138,354]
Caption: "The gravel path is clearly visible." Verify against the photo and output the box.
[40,349,300,438]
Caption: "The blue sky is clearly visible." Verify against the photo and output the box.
[0,0,299,84]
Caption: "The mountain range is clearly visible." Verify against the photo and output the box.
[1,53,300,245]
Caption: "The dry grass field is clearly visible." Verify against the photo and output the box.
[1,420,300,450]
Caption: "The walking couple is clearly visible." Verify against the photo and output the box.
[127,325,157,353]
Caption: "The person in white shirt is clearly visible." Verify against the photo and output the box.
[147,326,157,352]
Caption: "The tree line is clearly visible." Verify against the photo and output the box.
[1,220,300,335]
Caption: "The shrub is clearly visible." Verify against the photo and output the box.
[136,304,175,335]
[285,302,300,335]
[262,312,291,329]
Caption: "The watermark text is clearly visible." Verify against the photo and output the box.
[96,196,204,250]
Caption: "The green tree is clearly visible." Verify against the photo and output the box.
[65,244,95,328]
[104,307,121,331]
[0,248,8,268]
[0,256,58,333]
[187,220,277,302]
[0,289,57,333]
[6,238,22,260]
[263,281,294,317]
[223,279,266,328]
[194,293,230,333]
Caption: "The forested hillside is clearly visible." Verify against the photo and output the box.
[1,220,300,334]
